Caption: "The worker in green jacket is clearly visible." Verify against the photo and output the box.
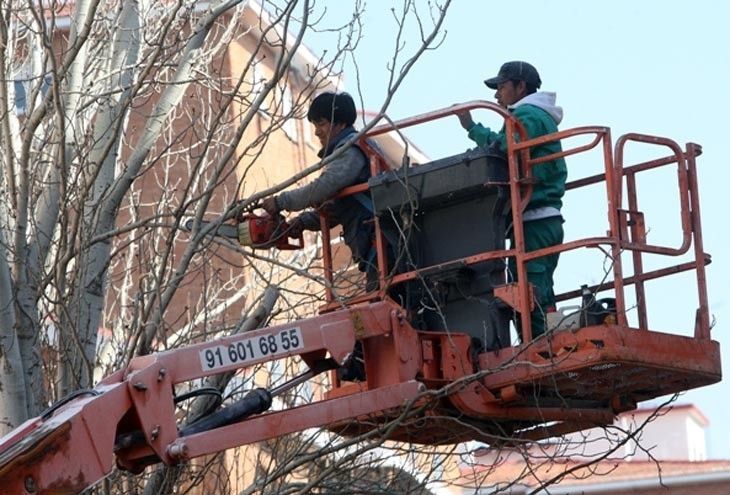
[456,61,567,339]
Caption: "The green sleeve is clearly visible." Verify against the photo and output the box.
[467,123,499,147]
[510,105,545,142]
[468,108,547,151]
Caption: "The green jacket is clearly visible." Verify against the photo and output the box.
[467,92,567,214]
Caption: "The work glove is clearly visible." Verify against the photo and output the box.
[286,217,304,238]
[261,197,280,216]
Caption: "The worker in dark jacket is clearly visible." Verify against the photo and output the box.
[456,61,567,338]
[262,92,372,381]
[262,92,374,280]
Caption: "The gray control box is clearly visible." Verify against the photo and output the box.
[369,147,511,351]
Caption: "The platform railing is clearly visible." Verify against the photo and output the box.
[316,101,711,343]
[613,135,709,338]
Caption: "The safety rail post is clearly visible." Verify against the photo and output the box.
[373,215,388,290]
[364,148,391,292]
[624,168,648,329]
[602,129,629,326]
[686,143,711,339]
[320,214,335,303]
[503,117,533,342]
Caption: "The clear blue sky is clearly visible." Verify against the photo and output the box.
[303,0,729,458]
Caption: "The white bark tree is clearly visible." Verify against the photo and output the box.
[0,0,362,427]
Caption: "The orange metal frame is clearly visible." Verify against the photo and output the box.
[0,301,424,493]
[0,102,719,494]
[318,101,719,440]
[319,101,711,341]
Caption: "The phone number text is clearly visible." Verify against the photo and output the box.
[200,327,303,371]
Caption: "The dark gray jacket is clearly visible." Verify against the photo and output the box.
[275,127,372,265]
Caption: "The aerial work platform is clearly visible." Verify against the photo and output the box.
[0,102,719,494]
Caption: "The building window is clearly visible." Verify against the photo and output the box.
[15,80,27,114]
[14,69,51,116]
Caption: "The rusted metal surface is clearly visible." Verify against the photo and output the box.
[686,142,711,339]
[325,323,720,445]
[493,283,535,313]
[479,325,721,403]
[0,383,131,494]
